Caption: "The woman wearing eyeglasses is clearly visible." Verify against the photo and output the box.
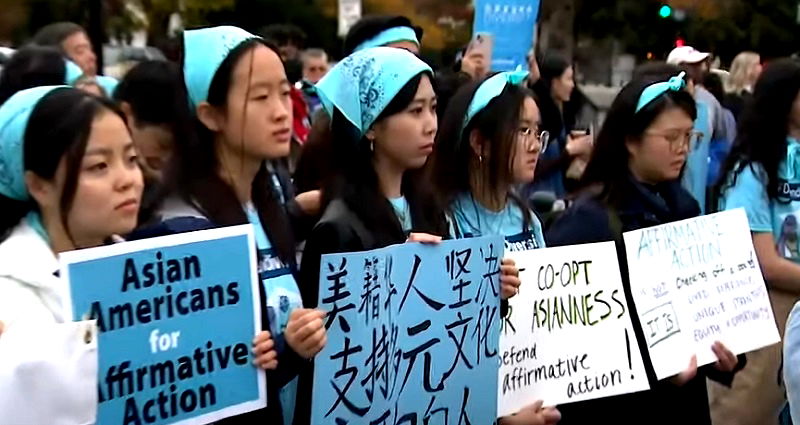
[428,71,560,425]
[430,71,551,253]
[545,73,743,425]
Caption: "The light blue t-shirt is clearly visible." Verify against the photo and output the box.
[389,196,412,234]
[450,193,545,252]
[719,140,800,262]
[244,203,302,424]
[682,99,712,213]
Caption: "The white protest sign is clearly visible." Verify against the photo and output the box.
[498,242,649,416]
[624,208,781,380]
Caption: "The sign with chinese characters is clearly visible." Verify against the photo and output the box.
[312,236,504,424]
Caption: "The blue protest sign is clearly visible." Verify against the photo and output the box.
[312,235,504,424]
[60,225,265,425]
[473,0,540,71]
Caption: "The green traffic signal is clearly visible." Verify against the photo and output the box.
[659,4,672,18]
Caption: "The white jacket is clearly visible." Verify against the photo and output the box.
[0,220,98,425]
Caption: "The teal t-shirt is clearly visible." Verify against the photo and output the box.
[244,203,302,424]
[719,138,800,262]
[389,196,412,235]
[682,100,712,213]
[450,193,546,251]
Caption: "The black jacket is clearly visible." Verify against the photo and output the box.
[545,176,746,425]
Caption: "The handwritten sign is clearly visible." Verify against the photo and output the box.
[312,236,504,424]
[624,209,781,379]
[60,225,265,425]
[498,242,649,415]
[473,0,540,71]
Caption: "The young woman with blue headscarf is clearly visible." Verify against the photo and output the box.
[0,86,144,423]
[546,73,743,424]
[134,26,327,425]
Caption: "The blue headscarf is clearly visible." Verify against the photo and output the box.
[315,47,432,137]
[463,70,529,132]
[0,85,68,239]
[353,26,420,53]
[64,60,119,95]
[183,26,259,112]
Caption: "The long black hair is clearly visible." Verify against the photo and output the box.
[0,46,66,105]
[0,88,125,240]
[325,72,447,243]
[580,75,697,202]
[715,59,800,203]
[429,76,533,228]
[169,36,296,263]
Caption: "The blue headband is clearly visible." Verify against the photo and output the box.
[353,26,419,53]
[0,86,67,201]
[316,47,432,137]
[636,72,686,113]
[463,70,529,132]
[183,26,258,112]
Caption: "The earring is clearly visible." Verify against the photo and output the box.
[370,140,375,152]
[479,154,483,163]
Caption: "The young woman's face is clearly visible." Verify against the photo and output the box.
[67,111,143,243]
[551,66,575,103]
[510,96,543,184]
[221,44,293,161]
[371,74,438,171]
[627,106,694,184]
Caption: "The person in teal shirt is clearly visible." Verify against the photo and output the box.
[428,71,560,425]
[715,59,800,425]
[429,71,548,252]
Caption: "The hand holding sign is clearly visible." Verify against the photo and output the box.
[286,308,327,359]
[501,258,522,300]
[499,401,561,425]
[712,341,738,372]
[252,331,278,370]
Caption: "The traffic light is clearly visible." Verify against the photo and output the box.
[659,5,673,19]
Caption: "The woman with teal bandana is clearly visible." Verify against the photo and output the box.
[431,71,548,252]
[715,59,800,425]
[429,71,560,425]
[0,86,144,423]
[546,73,742,425]
[139,26,326,425]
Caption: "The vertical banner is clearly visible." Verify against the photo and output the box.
[473,0,540,71]
[498,242,649,416]
[61,225,265,425]
[624,209,781,380]
[312,236,504,424]
[338,0,362,37]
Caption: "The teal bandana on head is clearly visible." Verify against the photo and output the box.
[0,85,67,201]
[65,60,119,95]
[463,70,529,132]
[183,26,259,111]
[315,47,432,137]
[64,60,83,85]
[353,26,420,53]
[636,72,686,113]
